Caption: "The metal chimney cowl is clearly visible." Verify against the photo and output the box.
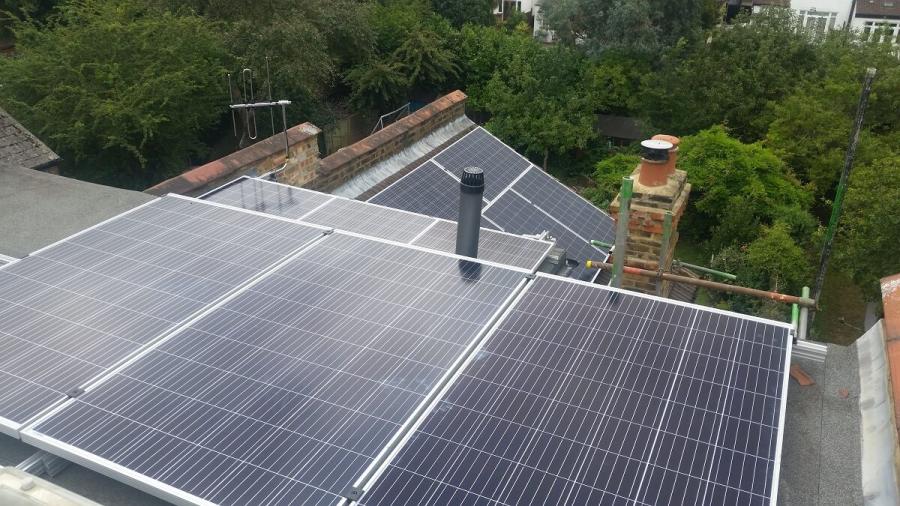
[638,139,674,187]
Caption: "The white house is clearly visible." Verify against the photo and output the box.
[850,1,900,44]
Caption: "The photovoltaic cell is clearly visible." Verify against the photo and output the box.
[0,197,324,432]
[203,177,333,219]
[513,167,616,246]
[368,162,461,221]
[302,198,437,244]
[361,276,790,506]
[485,191,604,281]
[435,128,531,201]
[412,220,553,271]
[29,233,526,506]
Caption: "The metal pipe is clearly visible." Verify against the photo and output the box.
[798,286,810,339]
[611,177,633,288]
[456,167,484,258]
[791,301,800,332]
[674,260,738,281]
[656,211,673,296]
[590,240,613,250]
[229,100,291,110]
[584,260,816,308]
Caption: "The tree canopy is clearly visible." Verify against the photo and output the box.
[0,0,229,188]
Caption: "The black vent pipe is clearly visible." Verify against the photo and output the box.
[455,167,484,258]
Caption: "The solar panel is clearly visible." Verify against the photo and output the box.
[360,275,791,506]
[302,198,437,244]
[203,177,333,219]
[25,233,527,506]
[485,191,605,281]
[435,128,531,201]
[0,197,325,435]
[368,161,460,220]
[513,167,617,246]
[412,220,553,271]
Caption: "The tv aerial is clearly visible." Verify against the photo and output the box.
[227,57,292,180]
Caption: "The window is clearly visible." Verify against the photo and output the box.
[862,21,900,44]
[798,10,837,36]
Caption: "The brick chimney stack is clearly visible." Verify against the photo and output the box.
[608,135,691,296]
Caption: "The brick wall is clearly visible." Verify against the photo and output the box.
[146,123,321,197]
[609,164,691,296]
[284,91,468,191]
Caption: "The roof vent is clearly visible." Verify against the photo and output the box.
[640,139,673,162]
[456,167,484,258]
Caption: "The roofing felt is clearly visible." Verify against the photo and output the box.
[0,166,153,258]
[0,107,60,171]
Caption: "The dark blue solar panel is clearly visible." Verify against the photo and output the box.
[513,167,616,246]
[361,275,790,506]
[303,198,437,244]
[411,220,552,270]
[368,162,460,221]
[435,128,532,201]
[485,191,604,281]
[203,177,333,219]
[30,233,525,506]
[0,197,324,433]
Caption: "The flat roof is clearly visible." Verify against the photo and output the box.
[0,166,153,258]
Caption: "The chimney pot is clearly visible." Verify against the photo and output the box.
[651,134,680,178]
[638,139,673,187]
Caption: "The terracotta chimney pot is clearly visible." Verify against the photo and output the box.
[651,134,680,177]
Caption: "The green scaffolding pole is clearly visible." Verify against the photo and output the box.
[611,177,633,288]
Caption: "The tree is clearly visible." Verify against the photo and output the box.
[639,9,819,140]
[539,0,705,57]
[345,60,409,112]
[674,126,814,250]
[432,0,493,28]
[584,153,639,207]
[0,0,230,189]
[481,45,596,171]
[834,155,900,299]
[394,28,460,92]
[765,38,900,199]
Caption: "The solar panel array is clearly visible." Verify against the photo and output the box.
[201,177,553,273]
[27,233,525,506]
[368,128,616,281]
[368,161,464,221]
[434,128,531,201]
[203,177,333,219]
[485,191,605,281]
[2,187,791,506]
[361,275,791,506]
[0,197,325,433]
[412,220,552,271]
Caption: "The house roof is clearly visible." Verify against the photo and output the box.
[0,107,60,171]
[596,114,646,141]
[855,0,900,18]
[0,165,153,258]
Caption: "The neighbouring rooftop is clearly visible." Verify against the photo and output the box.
[0,107,60,172]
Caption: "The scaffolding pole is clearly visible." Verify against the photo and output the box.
[812,67,876,303]
[585,261,816,308]
[611,177,633,288]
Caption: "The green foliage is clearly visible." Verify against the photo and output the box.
[432,0,493,28]
[394,28,460,91]
[765,40,900,199]
[345,60,409,112]
[454,24,539,111]
[675,127,814,249]
[371,0,432,54]
[834,155,900,299]
[540,0,705,56]
[0,0,229,188]
[709,223,811,316]
[584,153,639,207]
[640,9,819,140]
[481,45,596,170]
